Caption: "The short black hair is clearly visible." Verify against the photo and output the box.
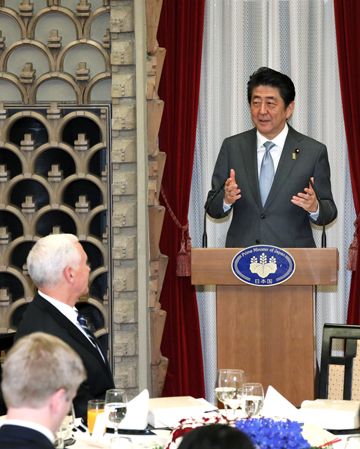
[247,67,295,107]
[178,424,255,449]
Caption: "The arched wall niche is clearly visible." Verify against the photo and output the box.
[84,74,111,102]
[0,146,24,176]
[84,8,110,41]
[61,113,103,146]
[3,41,55,74]
[59,40,109,72]
[34,74,80,102]
[31,10,80,43]
[34,146,77,177]
[9,177,52,210]
[35,210,77,236]
[0,78,24,102]
[0,11,24,44]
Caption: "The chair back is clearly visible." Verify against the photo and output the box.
[0,331,16,415]
[319,323,360,400]
[0,331,16,363]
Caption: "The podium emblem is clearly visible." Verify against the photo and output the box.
[231,245,296,287]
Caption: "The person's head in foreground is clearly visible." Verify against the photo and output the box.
[178,424,255,449]
[1,332,86,435]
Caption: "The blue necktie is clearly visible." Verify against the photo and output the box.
[260,141,276,206]
[77,312,104,360]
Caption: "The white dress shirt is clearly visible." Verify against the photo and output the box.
[223,123,319,218]
[256,123,289,176]
[38,291,96,346]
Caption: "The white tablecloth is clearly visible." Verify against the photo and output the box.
[72,429,171,449]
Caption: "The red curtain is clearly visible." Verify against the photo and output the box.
[157,0,205,396]
[334,1,360,323]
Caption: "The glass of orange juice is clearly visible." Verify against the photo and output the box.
[87,399,105,434]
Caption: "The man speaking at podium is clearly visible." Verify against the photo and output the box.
[206,67,337,248]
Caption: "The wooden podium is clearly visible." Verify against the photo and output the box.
[191,248,338,406]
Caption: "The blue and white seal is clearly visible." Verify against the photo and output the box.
[232,245,296,287]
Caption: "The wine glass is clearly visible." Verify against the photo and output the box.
[215,369,245,418]
[105,389,127,435]
[241,382,264,418]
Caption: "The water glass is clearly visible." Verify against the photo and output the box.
[241,382,264,417]
[105,388,127,433]
[215,369,246,417]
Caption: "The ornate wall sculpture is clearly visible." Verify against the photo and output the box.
[0,0,111,104]
[0,104,111,357]
[145,0,169,396]
[0,0,171,398]
[0,0,112,365]
[109,0,139,393]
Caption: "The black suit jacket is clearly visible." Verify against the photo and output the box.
[15,294,115,421]
[207,126,337,247]
[0,425,54,449]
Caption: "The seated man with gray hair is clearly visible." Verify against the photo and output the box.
[16,233,115,421]
[0,332,86,449]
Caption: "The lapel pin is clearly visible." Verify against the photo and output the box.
[292,148,300,160]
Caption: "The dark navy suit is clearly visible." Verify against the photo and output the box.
[207,126,337,247]
[0,425,54,449]
[15,293,115,421]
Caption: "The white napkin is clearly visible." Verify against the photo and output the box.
[261,385,301,421]
[91,389,149,437]
[148,396,217,428]
[119,388,149,430]
[248,387,339,448]
[299,399,360,430]
[92,412,107,439]
[301,422,339,447]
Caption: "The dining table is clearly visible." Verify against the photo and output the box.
[2,393,360,449]
[68,413,360,449]
[71,426,171,449]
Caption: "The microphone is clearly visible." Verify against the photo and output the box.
[309,177,326,248]
[202,181,226,248]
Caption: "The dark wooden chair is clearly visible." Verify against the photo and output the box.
[318,323,360,400]
[0,331,16,357]
[0,331,16,415]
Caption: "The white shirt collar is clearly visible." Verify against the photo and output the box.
[1,419,55,443]
[37,291,105,360]
[38,290,78,323]
[37,291,105,361]
[257,122,289,149]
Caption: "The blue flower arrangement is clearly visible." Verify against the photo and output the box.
[165,415,332,449]
[235,417,311,449]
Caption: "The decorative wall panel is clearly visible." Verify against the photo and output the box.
[0,104,111,355]
[0,0,169,399]
[0,1,110,104]
[145,0,169,396]
[0,0,120,388]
